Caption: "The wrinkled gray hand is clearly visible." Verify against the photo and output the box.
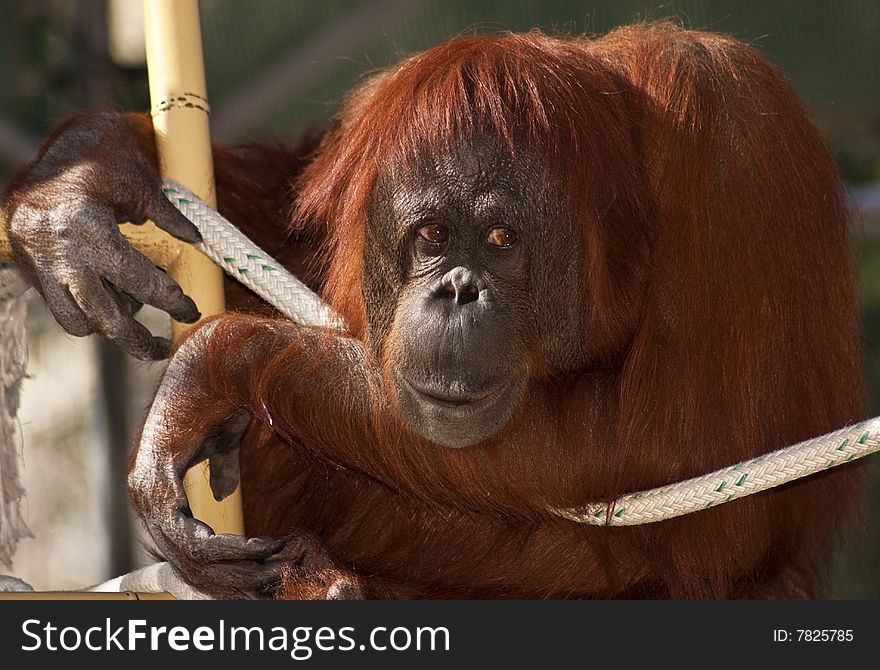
[130,400,350,600]
[136,456,345,599]
[3,111,201,359]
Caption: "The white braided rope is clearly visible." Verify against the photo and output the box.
[162,180,345,330]
[161,183,880,527]
[553,418,880,526]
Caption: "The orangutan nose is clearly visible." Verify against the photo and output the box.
[440,266,482,305]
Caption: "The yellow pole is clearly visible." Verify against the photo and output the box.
[0,0,242,599]
[141,0,244,536]
[0,222,9,260]
[1,2,247,537]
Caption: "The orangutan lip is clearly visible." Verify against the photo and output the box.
[404,377,502,411]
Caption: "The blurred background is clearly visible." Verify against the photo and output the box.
[0,0,878,596]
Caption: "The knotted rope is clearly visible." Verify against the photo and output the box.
[161,180,880,526]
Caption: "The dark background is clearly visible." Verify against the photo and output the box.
[0,0,877,596]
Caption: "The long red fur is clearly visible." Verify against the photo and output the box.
[184,23,863,598]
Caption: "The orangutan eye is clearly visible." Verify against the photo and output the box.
[417,223,449,244]
[486,227,518,248]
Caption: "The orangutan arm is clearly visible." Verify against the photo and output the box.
[127,314,381,598]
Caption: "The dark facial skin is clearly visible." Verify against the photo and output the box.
[362,137,589,448]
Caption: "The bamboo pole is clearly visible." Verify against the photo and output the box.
[0,223,9,260]
[1,2,245,536]
[142,0,244,536]
[0,0,243,600]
